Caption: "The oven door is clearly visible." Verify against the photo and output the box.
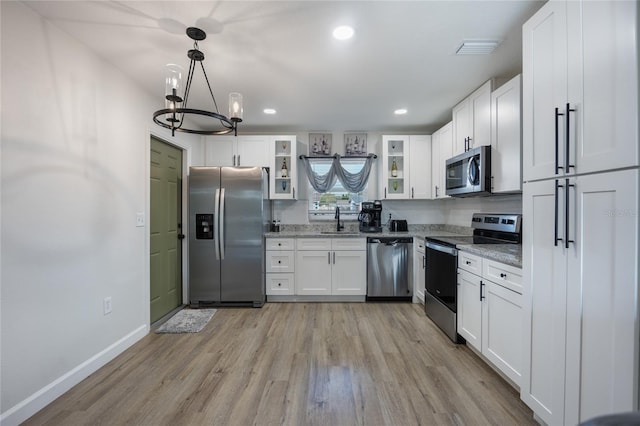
[425,240,458,312]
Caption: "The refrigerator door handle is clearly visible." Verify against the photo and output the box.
[220,187,226,260]
[214,188,221,260]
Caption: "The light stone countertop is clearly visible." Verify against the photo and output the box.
[265,223,522,268]
[456,243,522,268]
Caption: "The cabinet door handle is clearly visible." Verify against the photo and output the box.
[555,179,562,247]
[480,280,485,301]
[555,108,563,174]
[435,186,439,197]
[565,178,575,249]
[328,252,331,264]
[292,187,295,199]
[412,187,414,198]
[565,103,576,173]
[422,255,426,269]
[384,187,387,198]
[237,155,241,166]
[233,154,236,166]
[333,252,336,264]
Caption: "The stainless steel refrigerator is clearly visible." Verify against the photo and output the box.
[189,166,270,307]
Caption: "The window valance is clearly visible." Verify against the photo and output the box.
[299,154,377,193]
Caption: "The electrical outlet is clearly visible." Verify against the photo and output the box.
[136,212,145,227]
[103,297,112,315]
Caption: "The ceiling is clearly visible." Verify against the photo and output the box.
[25,0,545,134]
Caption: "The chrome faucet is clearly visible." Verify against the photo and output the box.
[335,206,344,232]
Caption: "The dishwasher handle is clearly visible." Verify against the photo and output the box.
[426,240,458,256]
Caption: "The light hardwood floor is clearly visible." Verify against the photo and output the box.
[25,303,535,425]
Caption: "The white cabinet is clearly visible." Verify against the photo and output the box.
[295,238,366,296]
[408,135,432,199]
[522,1,639,424]
[522,1,638,182]
[522,170,639,425]
[269,135,298,200]
[457,252,523,386]
[431,122,452,199]
[204,135,269,167]
[452,80,493,155]
[413,240,426,303]
[381,135,432,200]
[265,238,295,296]
[381,136,410,199]
[490,75,522,193]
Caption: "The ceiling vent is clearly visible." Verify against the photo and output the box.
[456,40,502,55]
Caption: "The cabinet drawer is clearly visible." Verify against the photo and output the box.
[266,251,295,273]
[266,273,294,295]
[296,238,331,251]
[483,259,523,294]
[266,238,295,250]
[458,251,482,275]
[332,238,366,251]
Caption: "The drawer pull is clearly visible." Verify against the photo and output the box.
[278,260,281,264]
[466,261,471,265]
[278,282,282,287]
[278,243,282,246]
[500,273,507,278]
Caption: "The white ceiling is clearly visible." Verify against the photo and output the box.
[25,0,545,134]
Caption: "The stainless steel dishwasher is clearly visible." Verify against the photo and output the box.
[366,237,413,300]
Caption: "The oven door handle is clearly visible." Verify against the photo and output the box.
[426,241,458,256]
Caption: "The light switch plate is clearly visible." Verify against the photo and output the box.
[136,212,145,227]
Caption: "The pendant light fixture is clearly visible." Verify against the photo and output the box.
[153,27,242,136]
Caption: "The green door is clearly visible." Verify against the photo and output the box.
[150,136,183,323]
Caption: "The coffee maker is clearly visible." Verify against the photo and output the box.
[358,200,383,233]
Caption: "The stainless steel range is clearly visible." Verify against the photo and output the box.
[424,213,521,342]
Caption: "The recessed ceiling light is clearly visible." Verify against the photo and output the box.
[263,108,277,115]
[333,25,354,40]
[394,108,408,115]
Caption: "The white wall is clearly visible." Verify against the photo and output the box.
[0,3,201,424]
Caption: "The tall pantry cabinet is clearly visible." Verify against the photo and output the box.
[521,2,639,426]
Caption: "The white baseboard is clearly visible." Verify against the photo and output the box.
[0,324,148,426]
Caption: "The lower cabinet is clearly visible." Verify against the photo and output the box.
[458,251,523,386]
[414,240,426,303]
[265,238,295,295]
[295,238,367,296]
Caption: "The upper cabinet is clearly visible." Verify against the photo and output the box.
[522,0,638,182]
[431,122,452,199]
[381,136,410,199]
[204,135,269,168]
[452,80,493,156]
[491,75,522,193]
[381,135,431,200]
[269,135,298,200]
[409,135,432,199]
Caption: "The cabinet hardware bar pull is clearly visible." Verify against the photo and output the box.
[565,103,576,172]
[292,187,295,199]
[384,187,387,198]
[233,154,236,167]
[333,252,336,264]
[565,178,575,249]
[555,179,562,246]
[555,107,563,174]
[328,252,331,264]
[412,187,414,198]
[237,155,240,166]
[480,280,485,301]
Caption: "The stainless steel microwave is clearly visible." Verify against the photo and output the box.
[445,145,491,197]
